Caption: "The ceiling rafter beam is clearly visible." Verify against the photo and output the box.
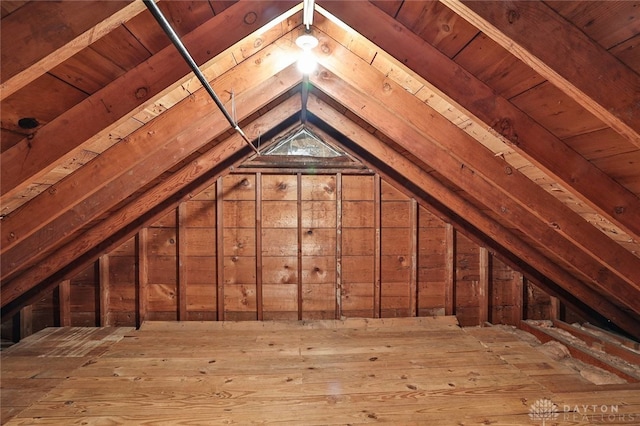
[310,56,639,316]
[1,53,301,285]
[316,1,640,244]
[1,94,302,315]
[0,1,147,100]
[1,0,299,201]
[311,29,640,295]
[440,0,640,147]
[307,94,639,339]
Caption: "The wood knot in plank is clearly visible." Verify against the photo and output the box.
[135,87,148,99]
[507,8,520,24]
[243,12,257,25]
[318,70,332,81]
[493,118,519,145]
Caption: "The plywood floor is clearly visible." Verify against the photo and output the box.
[2,317,639,425]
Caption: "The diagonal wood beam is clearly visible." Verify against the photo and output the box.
[307,94,640,340]
[312,62,640,316]
[1,46,301,283]
[0,1,147,100]
[1,94,302,311]
[1,0,299,200]
[317,1,640,244]
[311,30,640,296]
[440,0,640,147]
[311,51,640,317]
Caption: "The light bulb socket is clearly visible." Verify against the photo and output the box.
[295,33,318,51]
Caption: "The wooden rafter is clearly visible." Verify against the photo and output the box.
[1,0,638,340]
[307,94,640,339]
[0,1,147,100]
[1,54,301,285]
[1,94,301,319]
[441,0,640,147]
[0,0,298,201]
[311,32,640,301]
[310,82,638,320]
[317,1,640,243]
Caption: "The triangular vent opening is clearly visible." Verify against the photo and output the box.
[263,127,342,157]
[242,125,369,171]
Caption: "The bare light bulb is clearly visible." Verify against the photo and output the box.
[298,49,317,74]
[295,33,318,75]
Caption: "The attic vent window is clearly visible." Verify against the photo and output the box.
[264,128,342,157]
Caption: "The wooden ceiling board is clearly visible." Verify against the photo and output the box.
[0,58,301,288]
[158,1,217,38]
[0,1,146,100]
[209,1,239,15]
[0,1,298,205]
[592,151,640,193]
[371,0,403,18]
[611,33,640,74]
[311,56,640,316]
[0,73,87,135]
[90,25,153,73]
[319,1,640,245]
[320,10,640,264]
[443,0,640,148]
[453,33,545,100]
[0,1,133,83]
[544,1,640,50]
[0,1,27,18]
[563,127,638,161]
[49,47,126,95]
[0,128,22,153]
[123,8,173,55]
[395,0,479,58]
[510,81,608,140]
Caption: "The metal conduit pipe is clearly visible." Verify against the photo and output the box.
[143,0,260,154]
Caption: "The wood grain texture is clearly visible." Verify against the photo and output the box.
[319,1,640,244]
[442,0,640,146]
[1,1,297,199]
[308,94,639,337]
[3,318,639,424]
[0,1,146,99]
[311,39,640,316]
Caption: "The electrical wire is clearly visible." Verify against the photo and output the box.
[143,0,260,155]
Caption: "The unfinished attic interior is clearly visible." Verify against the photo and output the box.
[1,0,640,423]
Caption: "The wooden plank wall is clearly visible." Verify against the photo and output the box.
[1,172,554,339]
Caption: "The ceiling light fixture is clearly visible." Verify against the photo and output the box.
[296,33,318,74]
[296,0,317,74]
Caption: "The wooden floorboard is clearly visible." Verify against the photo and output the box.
[2,317,639,425]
